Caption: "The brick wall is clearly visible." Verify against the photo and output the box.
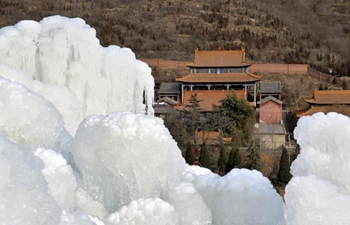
[249,63,308,74]
[259,101,282,124]
[139,58,190,68]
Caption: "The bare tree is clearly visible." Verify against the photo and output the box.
[282,75,316,111]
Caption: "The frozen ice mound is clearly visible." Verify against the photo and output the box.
[283,112,350,225]
[71,111,186,213]
[165,182,212,225]
[34,148,77,210]
[183,166,284,225]
[293,112,350,192]
[0,64,83,135]
[0,15,154,135]
[284,175,350,225]
[0,76,71,152]
[104,198,179,225]
[0,132,62,224]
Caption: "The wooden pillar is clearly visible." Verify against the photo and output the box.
[254,83,257,107]
[181,84,184,103]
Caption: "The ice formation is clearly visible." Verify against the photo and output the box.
[282,112,350,225]
[0,132,95,225]
[0,64,83,134]
[0,15,154,135]
[34,148,77,210]
[165,182,212,225]
[0,76,71,152]
[104,198,179,225]
[183,166,284,225]
[71,112,186,213]
[8,15,345,225]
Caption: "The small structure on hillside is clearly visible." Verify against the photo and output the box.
[296,89,350,117]
[253,123,286,150]
[157,82,181,102]
[259,81,281,100]
[258,96,283,124]
[175,48,261,111]
[254,80,287,176]
[153,97,179,119]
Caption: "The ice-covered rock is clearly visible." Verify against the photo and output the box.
[0,76,71,152]
[283,175,350,225]
[183,166,284,225]
[165,182,212,225]
[0,15,154,133]
[104,198,178,225]
[73,188,108,219]
[34,148,77,210]
[59,210,95,225]
[283,112,350,225]
[0,64,83,135]
[71,111,186,212]
[0,132,62,224]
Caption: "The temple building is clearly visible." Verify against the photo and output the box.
[296,89,350,118]
[175,48,261,111]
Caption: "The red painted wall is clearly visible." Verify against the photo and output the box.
[259,100,282,124]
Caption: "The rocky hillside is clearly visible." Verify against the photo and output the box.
[0,0,349,75]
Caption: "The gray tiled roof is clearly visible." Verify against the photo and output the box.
[254,123,286,135]
[158,97,179,105]
[158,82,181,94]
[257,96,282,105]
[260,81,281,93]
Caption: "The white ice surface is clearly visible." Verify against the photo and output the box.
[71,111,186,213]
[183,166,284,225]
[0,15,154,135]
[165,182,212,225]
[104,198,178,225]
[0,64,83,135]
[34,148,77,210]
[0,76,71,152]
[0,132,62,224]
[282,112,350,225]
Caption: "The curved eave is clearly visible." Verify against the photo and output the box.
[295,106,350,118]
[176,73,261,83]
[305,99,350,105]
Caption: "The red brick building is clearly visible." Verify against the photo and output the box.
[258,96,283,124]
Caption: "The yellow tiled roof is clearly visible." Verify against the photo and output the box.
[305,89,350,104]
[187,48,251,67]
[191,130,232,146]
[295,106,350,117]
[176,72,261,83]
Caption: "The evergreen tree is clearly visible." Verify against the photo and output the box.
[217,143,228,175]
[214,92,255,147]
[244,140,261,171]
[163,110,188,151]
[319,83,324,90]
[184,93,203,142]
[225,145,242,174]
[332,77,337,85]
[185,142,195,165]
[342,80,348,90]
[199,141,211,169]
[278,146,292,183]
